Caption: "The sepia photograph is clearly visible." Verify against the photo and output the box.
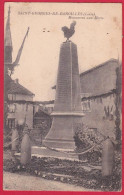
[3,2,122,191]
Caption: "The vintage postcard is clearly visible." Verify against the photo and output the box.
[3,2,122,192]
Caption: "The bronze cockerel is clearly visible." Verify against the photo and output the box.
[62,21,76,40]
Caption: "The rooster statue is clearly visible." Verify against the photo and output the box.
[62,21,76,41]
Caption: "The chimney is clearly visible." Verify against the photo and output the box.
[14,79,19,84]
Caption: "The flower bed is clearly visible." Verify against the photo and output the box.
[3,153,121,191]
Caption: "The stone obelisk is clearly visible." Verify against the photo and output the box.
[43,22,84,152]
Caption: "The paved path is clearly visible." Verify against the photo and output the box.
[3,171,92,191]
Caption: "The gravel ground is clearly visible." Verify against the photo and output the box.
[3,171,92,191]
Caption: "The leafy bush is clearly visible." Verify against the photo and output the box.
[74,123,104,162]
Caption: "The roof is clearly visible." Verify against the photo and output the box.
[51,58,120,98]
[80,59,120,97]
[8,100,34,104]
[8,80,34,96]
[34,100,54,105]
[34,109,50,118]
[80,59,119,77]
[52,59,119,90]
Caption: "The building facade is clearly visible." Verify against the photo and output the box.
[51,59,121,140]
[7,79,34,129]
[80,59,121,140]
[4,7,34,130]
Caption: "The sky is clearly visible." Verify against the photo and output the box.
[5,3,122,101]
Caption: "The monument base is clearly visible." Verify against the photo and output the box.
[31,146,79,161]
[43,115,83,150]
[43,138,76,150]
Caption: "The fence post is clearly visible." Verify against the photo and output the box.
[102,137,114,177]
[20,124,31,165]
[11,127,19,157]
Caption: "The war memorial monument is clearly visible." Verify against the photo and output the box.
[32,22,84,160]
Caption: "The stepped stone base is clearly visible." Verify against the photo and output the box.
[31,146,79,160]
[43,115,83,150]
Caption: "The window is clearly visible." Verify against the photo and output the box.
[103,105,114,120]
[26,104,28,111]
[12,94,16,100]
[82,100,91,112]
[8,118,15,129]
[8,94,12,100]
[8,104,16,113]
[8,94,16,101]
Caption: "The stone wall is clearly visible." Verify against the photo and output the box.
[82,94,116,139]
[80,59,119,97]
